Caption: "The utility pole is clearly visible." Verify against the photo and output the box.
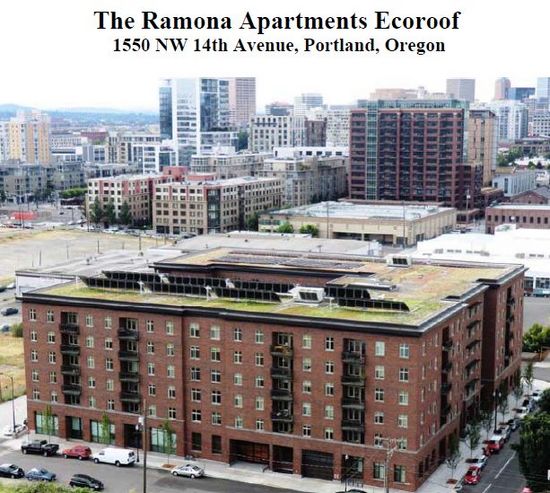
[382,437,398,493]
[142,399,147,493]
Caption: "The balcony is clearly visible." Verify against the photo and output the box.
[120,392,142,403]
[118,351,139,361]
[61,384,82,396]
[60,344,80,356]
[442,361,453,373]
[271,367,292,379]
[441,382,452,395]
[341,419,365,431]
[270,345,293,357]
[271,411,293,423]
[59,323,79,335]
[466,339,480,351]
[341,374,365,385]
[342,351,365,363]
[341,398,365,410]
[119,371,140,383]
[61,364,80,376]
[118,329,140,341]
[442,340,453,351]
[271,389,293,401]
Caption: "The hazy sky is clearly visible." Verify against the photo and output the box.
[1,0,548,111]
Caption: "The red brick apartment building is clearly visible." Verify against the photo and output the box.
[485,204,550,233]
[20,250,524,491]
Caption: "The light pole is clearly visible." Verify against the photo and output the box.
[0,374,16,433]
[135,421,141,463]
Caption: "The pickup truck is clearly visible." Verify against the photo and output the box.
[21,440,59,457]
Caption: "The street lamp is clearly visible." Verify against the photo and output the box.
[135,417,143,463]
[0,374,16,433]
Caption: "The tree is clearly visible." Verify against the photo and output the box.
[445,434,462,480]
[522,362,535,396]
[104,201,116,226]
[11,322,23,338]
[237,130,248,151]
[160,420,176,465]
[60,187,87,199]
[276,222,294,234]
[245,211,259,231]
[498,392,510,422]
[479,409,493,440]
[299,224,320,237]
[43,405,55,443]
[119,201,132,226]
[0,189,6,203]
[462,420,481,459]
[539,388,550,413]
[90,197,103,226]
[100,413,112,445]
[513,383,524,408]
[513,412,550,492]
[522,323,550,353]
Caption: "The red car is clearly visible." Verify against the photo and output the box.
[464,466,482,485]
[62,445,92,460]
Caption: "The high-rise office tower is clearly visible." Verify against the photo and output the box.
[486,101,529,142]
[536,77,550,99]
[293,93,323,117]
[507,87,535,101]
[446,78,476,102]
[228,78,256,129]
[159,78,238,165]
[494,78,511,100]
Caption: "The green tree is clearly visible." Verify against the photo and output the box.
[43,405,55,443]
[119,201,132,226]
[479,409,493,440]
[89,197,103,226]
[100,413,112,445]
[462,420,481,458]
[104,201,116,226]
[299,224,320,237]
[444,434,462,480]
[513,412,550,492]
[237,130,248,151]
[538,388,550,413]
[498,392,509,422]
[160,420,176,465]
[513,383,524,408]
[276,222,294,234]
[522,362,535,396]
[44,180,55,200]
[60,187,87,199]
[522,323,550,352]
[245,211,259,231]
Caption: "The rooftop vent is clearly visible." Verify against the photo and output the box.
[386,255,412,267]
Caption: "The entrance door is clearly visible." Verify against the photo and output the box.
[67,417,82,439]
[301,450,334,480]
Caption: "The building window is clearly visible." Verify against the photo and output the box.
[255,396,264,411]
[191,409,201,423]
[165,321,175,335]
[190,346,200,360]
[373,462,385,480]
[398,391,409,406]
[399,343,410,359]
[374,433,383,448]
[303,334,312,349]
[325,383,334,396]
[145,320,154,333]
[168,408,177,420]
[147,363,155,376]
[212,412,222,426]
[212,435,222,453]
[85,336,94,348]
[191,388,201,402]
[148,384,156,397]
[211,370,221,383]
[234,395,243,408]
[191,432,202,451]
[302,381,312,394]
[325,361,334,374]
[104,338,113,350]
[399,368,409,382]
[375,341,385,357]
[166,343,174,356]
[48,352,56,364]
[189,323,200,338]
[106,379,114,391]
[29,308,37,321]
[233,328,243,341]
[255,330,264,344]
[148,405,157,417]
[31,370,39,382]
[168,386,176,399]
[325,405,334,420]
[146,341,155,354]
[234,416,243,429]
[210,325,220,340]
[30,350,38,362]
[46,310,54,323]
[256,419,264,431]
[325,336,335,351]
[32,389,40,400]
[105,358,113,371]
[303,358,312,372]
[302,425,311,437]
[47,332,55,344]
[375,388,384,402]
[51,392,58,403]
[255,352,264,366]
[167,365,175,378]
[398,415,409,428]
[324,428,334,440]
[394,465,406,483]
[104,317,112,329]
[88,377,96,389]
[374,412,384,424]
[302,403,312,417]
[233,351,242,364]
[397,438,408,450]
[49,371,56,384]
[211,390,221,405]
[85,315,93,327]
[191,367,200,381]
[89,396,96,408]
[255,376,264,388]
[375,365,385,380]
[30,331,37,342]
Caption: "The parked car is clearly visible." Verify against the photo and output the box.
[92,448,136,467]
[507,418,521,431]
[170,463,205,478]
[470,455,488,470]
[69,473,104,491]
[484,436,503,454]
[516,406,530,419]
[0,324,10,333]
[495,424,512,441]
[3,423,27,437]
[0,307,18,316]
[21,439,59,456]
[464,466,482,485]
[0,463,24,478]
[530,390,543,403]
[62,445,92,460]
[25,467,56,481]
[6,282,15,290]
[521,398,535,412]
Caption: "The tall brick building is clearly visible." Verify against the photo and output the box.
[20,249,523,491]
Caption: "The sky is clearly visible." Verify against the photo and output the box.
[0,0,548,112]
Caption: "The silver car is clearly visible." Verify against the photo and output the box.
[170,463,204,478]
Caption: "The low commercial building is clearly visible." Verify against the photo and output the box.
[509,185,550,205]
[189,152,269,179]
[491,169,537,197]
[153,176,282,235]
[485,204,550,233]
[260,201,456,246]
[20,248,523,492]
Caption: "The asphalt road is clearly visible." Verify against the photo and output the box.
[523,297,550,331]
[0,449,303,493]
[0,293,21,331]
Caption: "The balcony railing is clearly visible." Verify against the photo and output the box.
[120,392,142,403]
[61,364,80,376]
[342,351,365,363]
[271,411,293,423]
[442,340,453,351]
[117,329,139,341]
[59,323,80,335]
[271,389,293,400]
[442,361,453,372]
[270,367,292,379]
[118,351,139,361]
[61,384,82,395]
[341,419,365,431]
[341,374,365,385]
[441,382,452,395]
[119,372,140,383]
[270,345,293,357]
[60,344,80,356]
[341,398,365,409]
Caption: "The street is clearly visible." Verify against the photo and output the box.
[523,297,550,331]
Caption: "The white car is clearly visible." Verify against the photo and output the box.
[530,390,543,402]
[3,424,27,437]
[515,407,530,419]
[170,463,204,478]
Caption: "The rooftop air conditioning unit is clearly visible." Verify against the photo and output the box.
[386,255,412,267]
[285,286,325,303]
